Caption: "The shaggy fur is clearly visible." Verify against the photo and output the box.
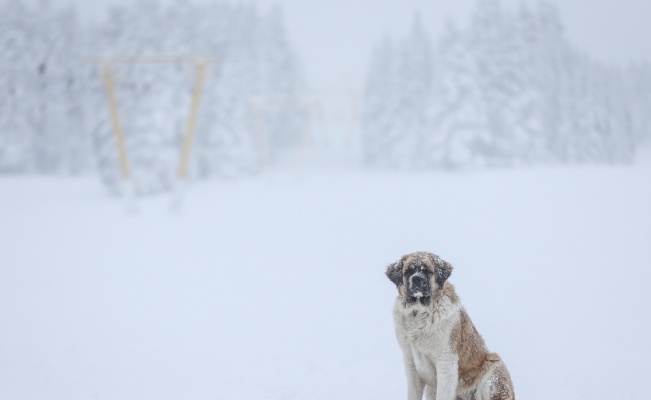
[386,252,515,400]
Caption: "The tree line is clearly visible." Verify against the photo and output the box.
[362,0,651,169]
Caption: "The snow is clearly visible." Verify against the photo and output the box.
[1,164,651,399]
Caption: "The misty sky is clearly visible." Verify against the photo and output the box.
[21,0,651,91]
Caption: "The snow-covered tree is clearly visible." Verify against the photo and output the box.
[0,0,34,172]
[257,5,306,149]
[361,35,399,167]
[467,0,519,166]
[397,14,434,167]
[362,15,433,168]
[508,1,548,164]
[427,22,489,169]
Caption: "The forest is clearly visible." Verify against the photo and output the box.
[1,0,650,192]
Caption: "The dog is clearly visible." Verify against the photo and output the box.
[386,252,515,400]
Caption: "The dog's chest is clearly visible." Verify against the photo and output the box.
[402,310,456,356]
[396,309,458,386]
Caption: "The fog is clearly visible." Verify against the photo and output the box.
[1,1,650,399]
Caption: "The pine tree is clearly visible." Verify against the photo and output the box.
[200,4,262,177]
[468,0,523,166]
[362,15,434,169]
[361,35,399,167]
[510,2,547,164]
[397,14,433,168]
[42,7,89,174]
[428,22,489,169]
[258,5,306,149]
[0,0,33,172]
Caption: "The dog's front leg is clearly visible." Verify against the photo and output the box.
[435,353,458,400]
[404,356,425,400]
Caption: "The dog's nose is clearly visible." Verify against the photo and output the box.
[411,274,425,287]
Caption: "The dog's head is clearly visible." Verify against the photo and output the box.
[386,252,453,306]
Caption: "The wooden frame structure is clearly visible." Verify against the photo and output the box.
[94,56,216,180]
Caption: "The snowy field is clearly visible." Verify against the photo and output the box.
[2,164,651,400]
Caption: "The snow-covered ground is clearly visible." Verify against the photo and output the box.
[2,164,651,400]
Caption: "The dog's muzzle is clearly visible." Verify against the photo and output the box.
[408,273,431,302]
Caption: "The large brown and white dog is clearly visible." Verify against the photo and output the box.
[386,252,515,400]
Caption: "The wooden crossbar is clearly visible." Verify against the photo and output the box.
[92,56,217,64]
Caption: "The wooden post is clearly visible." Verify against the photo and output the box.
[101,63,130,179]
[177,62,208,178]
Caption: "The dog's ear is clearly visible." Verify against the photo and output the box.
[385,259,404,287]
[434,258,453,287]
